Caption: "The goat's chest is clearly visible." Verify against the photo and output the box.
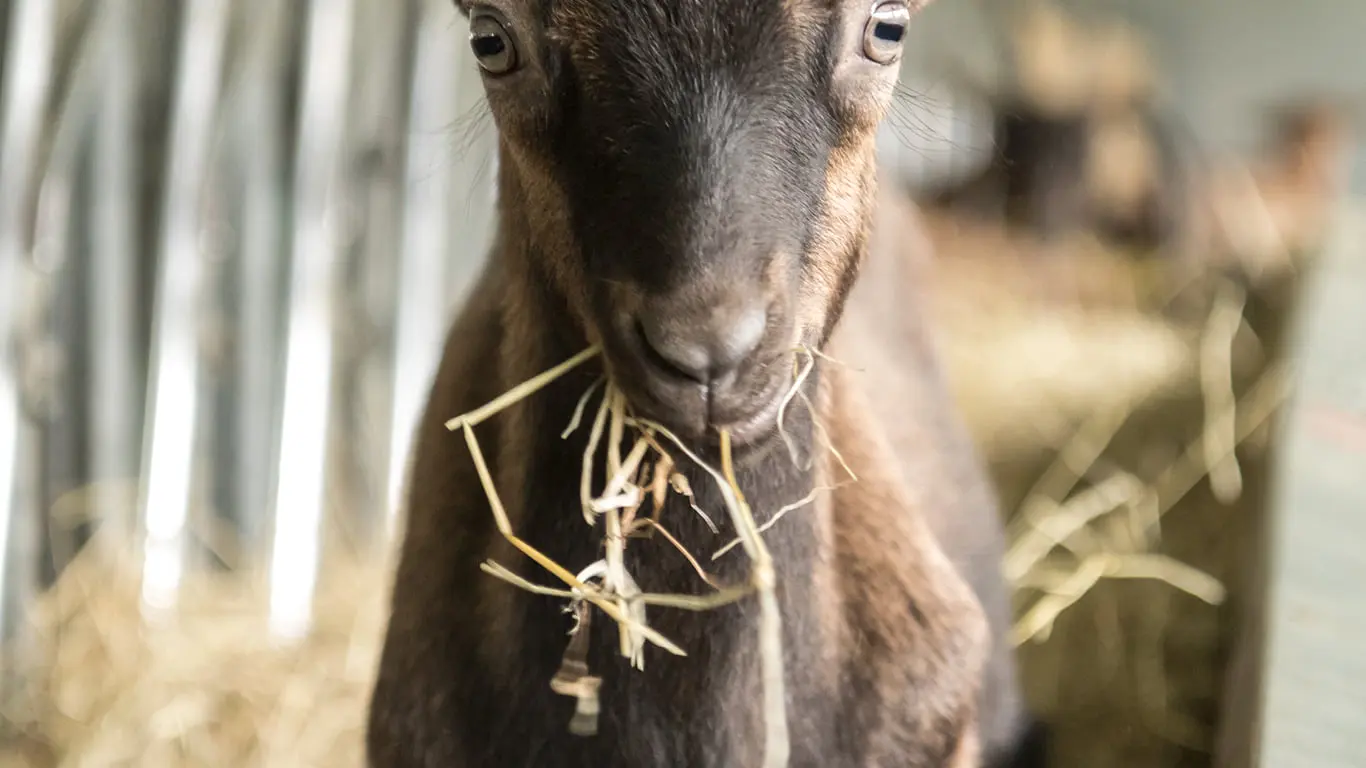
[460,584,850,767]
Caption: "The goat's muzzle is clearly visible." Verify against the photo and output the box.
[601,279,797,446]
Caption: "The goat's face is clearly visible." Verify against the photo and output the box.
[460,0,925,443]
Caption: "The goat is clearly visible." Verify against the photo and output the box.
[922,5,1195,256]
[368,1,1042,766]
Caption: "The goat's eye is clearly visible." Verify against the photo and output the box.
[470,12,518,75]
[863,1,912,64]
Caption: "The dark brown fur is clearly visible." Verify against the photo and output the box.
[368,1,1037,765]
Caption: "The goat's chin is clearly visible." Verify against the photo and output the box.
[708,383,788,448]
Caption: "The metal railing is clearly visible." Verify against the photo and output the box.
[0,0,498,650]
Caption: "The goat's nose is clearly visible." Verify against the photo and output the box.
[637,302,767,383]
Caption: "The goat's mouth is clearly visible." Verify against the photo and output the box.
[597,322,799,448]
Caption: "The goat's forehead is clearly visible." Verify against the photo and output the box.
[546,0,836,23]
[546,0,836,55]
[535,0,842,105]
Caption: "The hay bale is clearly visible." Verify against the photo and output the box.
[911,206,1198,460]
[905,197,1296,767]
[939,310,1191,458]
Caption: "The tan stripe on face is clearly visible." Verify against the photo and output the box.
[798,135,878,336]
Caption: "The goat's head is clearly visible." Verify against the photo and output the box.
[459,0,926,443]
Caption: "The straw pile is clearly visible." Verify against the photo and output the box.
[1,522,393,768]
[909,203,1201,461]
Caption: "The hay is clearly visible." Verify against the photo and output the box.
[912,203,1281,466]
[999,362,1286,764]
[923,245,1196,459]
[940,310,1193,457]
[1001,364,1288,651]
[892,182,1298,763]
[446,344,851,768]
[915,202,1294,763]
[1,525,392,768]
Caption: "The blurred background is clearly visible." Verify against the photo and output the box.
[0,0,1361,765]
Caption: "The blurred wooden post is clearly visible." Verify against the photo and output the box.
[0,0,56,647]
[267,0,356,640]
[1225,204,1366,767]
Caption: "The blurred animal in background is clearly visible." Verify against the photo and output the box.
[917,1,1198,257]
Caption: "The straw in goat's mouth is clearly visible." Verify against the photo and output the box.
[444,344,854,768]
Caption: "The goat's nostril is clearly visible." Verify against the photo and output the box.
[637,316,712,382]
[636,304,767,383]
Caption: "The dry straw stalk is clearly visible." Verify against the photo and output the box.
[446,344,846,768]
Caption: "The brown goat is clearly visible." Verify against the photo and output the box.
[367,1,1040,766]
[923,4,1195,256]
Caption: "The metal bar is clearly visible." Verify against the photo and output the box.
[27,0,109,583]
[138,0,231,612]
[88,0,142,535]
[0,0,57,645]
[332,0,416,548]
[384,0,461,534]
[380,3,496,537]
[228,0,292,558]
[268,0,355,639]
